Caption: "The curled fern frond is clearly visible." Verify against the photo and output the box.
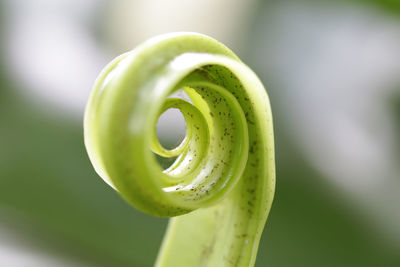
[84,32,275,267]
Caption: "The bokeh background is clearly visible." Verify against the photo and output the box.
[1,0,399,266]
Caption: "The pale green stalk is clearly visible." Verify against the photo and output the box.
[84,32,275,267]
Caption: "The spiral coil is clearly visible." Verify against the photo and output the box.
[84,32,275,267]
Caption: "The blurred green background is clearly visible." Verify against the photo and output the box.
[0,0,399,266]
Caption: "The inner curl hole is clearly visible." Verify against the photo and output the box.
[155,108,186,169]
[156,108,186,150]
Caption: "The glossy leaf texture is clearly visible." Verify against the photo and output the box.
[84,32,275,267]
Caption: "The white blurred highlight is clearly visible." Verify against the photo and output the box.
[3,0,109,117]
[0,225,85,267]
[103,0,256,52]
